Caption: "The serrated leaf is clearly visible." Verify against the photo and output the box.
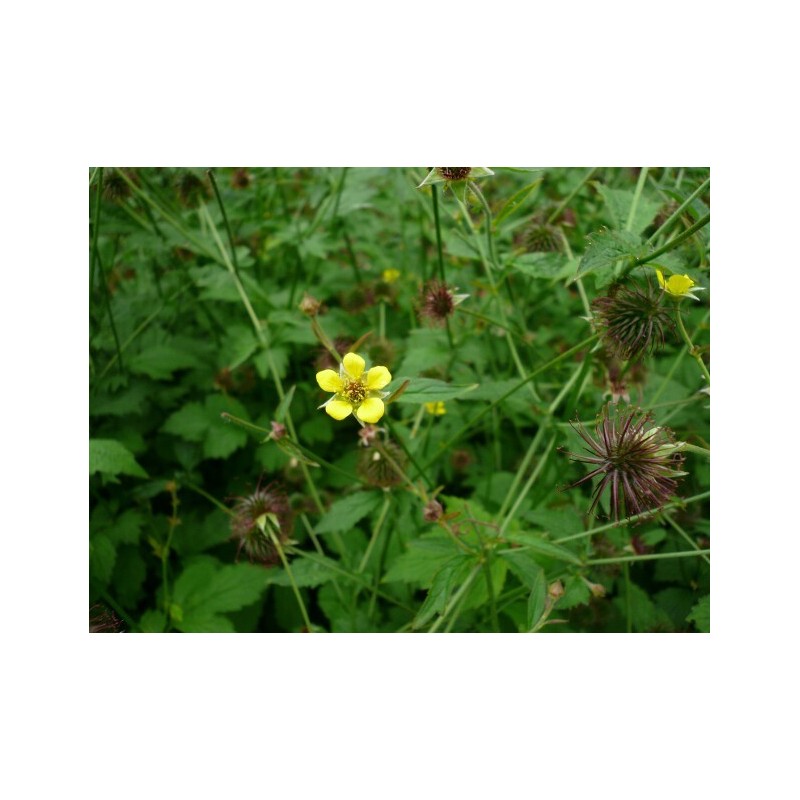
[171,561,270,632]
[577,228,648,286]
[89,439,148,478]
[105,509,146,545]
[594,183,661,235]
[386,377,478,404]
[89,534,117,585]
[383,536,458,585]
[162,402,208,442]
[508,253,578,281]
[264,556,338,588]
[315,491,383,533]
[686,595,710,632]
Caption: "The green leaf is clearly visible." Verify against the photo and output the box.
[383,536,458,585]
[507,253,577,281]
[556,576,591,610]
[315,491,384,534]
[526,569,548,630]
[128,343,203,380]
[494,178,543,227]
[501,532,582,565]
[161,395,249,459]
[171,560,270,632]
[89,439,148,478]
[162,402,208,442]
[386,377,479,404]
[263,556,338,588]
[577,228,648,286]
[89,534,117,585]
[413,555,474,629]
[594,183,661,235]
[686,595,710,632]
[499,549,547,588]
[105,509,146,546]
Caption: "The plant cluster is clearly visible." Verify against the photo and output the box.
[89,166,710,633]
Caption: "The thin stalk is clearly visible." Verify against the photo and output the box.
[586,549,710,565]
[207,169,241,273]
[431,184,446,282]
[635,213,710,268]
[265,524,313,631]
[681,443,710,458]
[358,494,392,573]
[623,562,632,633]
[546,167,598,224]
[419,334,598,473]
[649,310,709,405]
[625,167,649,231]
[428,564,482,633]
[90,168,103,292]
[553,491,710,544]
[676,305,711,385]
[182,480,234,516]
[647,176,710,244]
[663,512,710,565]
[499,435,557,534]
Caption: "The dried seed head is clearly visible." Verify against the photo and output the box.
[592,282,675,361]
[561,404,686,522]
[423,499,444,522]
[101,169,135,202]
[231,168,251,189]
[419,280,465,325]
[299,293,322,317]
[438,167,473,181]
[358,440,406,488]
[89,603,126,633]
[175,170,209,207]
[523,221,564,253]
[230,483,293,566]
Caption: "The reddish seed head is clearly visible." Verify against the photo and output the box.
[419,280,456,325]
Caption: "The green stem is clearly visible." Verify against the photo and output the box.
[623,562,632,633]
[358,494,392,573]
[647,177,710,244]
[265,524,313,631]
[499,435,557,534]
[586,549,710,565]
[207,169,241,273]
[431,184,446,283]
[663,512,710,565]
[553,491,710,544]
[625,167,649,231]
[635,213,710,268]
[428,564,483,633]
[547,167,598,225]
[681,443,710,458]
[418,334,598,474]
[675,305,711,385]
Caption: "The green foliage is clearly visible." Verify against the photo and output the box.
[89,439,148,478]
[89,167,710,633]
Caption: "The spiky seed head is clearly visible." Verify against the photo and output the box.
[592,282,675,361]
[358,440,406,488]
[419,280,466,325]
[89,604,126,633]
[561,404,686,522]
[523,221,564,253]
[230,483,293,566]
[423,499,444,522]
[231,168,251,189]
[175,170,209,207]
[439,167,473,181]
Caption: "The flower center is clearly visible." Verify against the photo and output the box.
[439,167,472,181]
[344,380,366,404]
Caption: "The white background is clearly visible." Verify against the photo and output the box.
[2,1,798,798]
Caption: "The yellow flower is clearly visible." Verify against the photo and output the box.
[382,268,401,284]
[656,269,704,300]
[316,352,392,424]
[424,401,447,416]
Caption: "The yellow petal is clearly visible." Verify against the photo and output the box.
[656,269,666,289]
[425,401,446,415]
[316,369,343,393]
[325,399,353,420]
[356,397,385,424]
[343,352,365,380]
[366,365,392,390]
[667,274,695,295]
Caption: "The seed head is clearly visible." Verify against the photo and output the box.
[175,170,209,207]
[358,440,406,488]
[423,499,444,522]
[89,603,126,633]
[231,168,251,189]
[592,282,675,361]
[230,483,293,566]
[418,281,467,325]
[561,404,686,522]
